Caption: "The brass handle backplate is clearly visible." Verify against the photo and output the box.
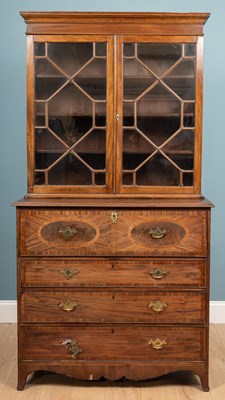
[59,268,79,280]
[110,211,118,224]
[60,338,81,359]
[148,338,167,350]
[149,268,168,280]
[58,226,78,241]
[59,300,78,312]
[149,227,167,239]
[149,300,168,313]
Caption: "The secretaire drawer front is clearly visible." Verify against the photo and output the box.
[21,290,205,323]
[19,209,112,256]
[21,325,205,362]
[19,209,207,256]
[20,258,206,288]
[116,210,207,257]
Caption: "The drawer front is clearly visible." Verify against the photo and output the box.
[19,209,207,257]
[20,325,205,362]
[19,209,112,256]
[21,290,205,323]
[20,258,206,288]
[116,210,207,257]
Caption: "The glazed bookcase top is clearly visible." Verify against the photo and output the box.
[21,12,210,197]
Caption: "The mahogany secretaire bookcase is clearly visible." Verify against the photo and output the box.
[14,12,213,391]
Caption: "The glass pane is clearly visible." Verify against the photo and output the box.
[95,115,106,127]
[163,130,194,153]
[79,153,105,169]
[48,83,93,119]
[35,59,67,100]
[136,154,180,186]
[35,103,46,126]
[122,42,196,189]
[168,154,194,170]
[75,58,106,100]
[123,130,155,154]
[35,172,45,185]
[48,116,92,147]
[137,43,182,76]
[95,103,106,125]
[95,173,105,185]
[124,43,135,57]
[34,41,108,189]
[48,154,92,185]
[123,173,133,185]
[123,103,135,126]
[95,42,107,57]
[137,117,180,146]
[183,173,193,186]
[35,128,66,153]
[163,59,195,100]
[35,129,66,170]
[34,43,45,57]
[35,152,61,170]
[123,154,148,170]
[48,43,93,76]
[123,59,155,100]
[183,103,195,127]
[137,83,181,117]
[75,129,106,155]
[184,43,196,57]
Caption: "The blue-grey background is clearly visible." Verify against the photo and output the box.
[0,0,223,300]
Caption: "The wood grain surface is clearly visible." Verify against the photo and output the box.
[20,289,206,323]
[19,258,207,288]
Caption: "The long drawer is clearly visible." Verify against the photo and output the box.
[21,290,205,323]
[19,209,207,257]
[19,258,207,288]
[20,325,205,362]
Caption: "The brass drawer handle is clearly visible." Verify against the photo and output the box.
[58,226,78,241]
[59,300,78,312]
[149,227,167,239]
[110,211,118,224]
[60,338,81,359]
[59,268,79,280]
[148,338,167,350]
[149,300,168,313]
[149,268,168,280]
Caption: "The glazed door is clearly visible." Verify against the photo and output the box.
[30,35,114,195]
[116,36,201,195]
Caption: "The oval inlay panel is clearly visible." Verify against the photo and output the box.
[130,222,186,248]
[41,220,97,247]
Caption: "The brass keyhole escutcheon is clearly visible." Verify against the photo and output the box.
[110,211,118,224]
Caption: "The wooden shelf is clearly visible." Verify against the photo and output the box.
[35,114,193,119]
[36,149,106,154]
[123,114,194,118]
[36,74,194,80]
[36,75,106,82]
[35,149,193,156]
[123,150,193,155]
